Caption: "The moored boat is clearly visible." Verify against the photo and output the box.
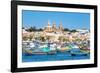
[70,44,88,56]
[80,49,90,54]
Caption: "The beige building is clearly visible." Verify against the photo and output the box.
[43,21,63,33]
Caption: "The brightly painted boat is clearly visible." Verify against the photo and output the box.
[70,44,89,56]
[58,46,71,52]
[23,42,57,55]
[24,48,47,55]
[80,48,90,53]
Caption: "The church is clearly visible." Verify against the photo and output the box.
[43,21,63,33]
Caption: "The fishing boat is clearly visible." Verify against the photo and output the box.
[80,48,90,54]
[70,44,88,56]
[48,43,57,54]
[23,42,57,55]
[23,41,47,55]
[57,43,72,52]
[59,46,70,52]
[24,47,48,55]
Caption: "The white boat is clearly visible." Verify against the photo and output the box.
[29,42,35,48]
[39,44,47,48]
[50,44,56,51]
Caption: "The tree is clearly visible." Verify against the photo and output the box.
[39,28,43,31]
[26,26,36,32]
[39,36,45,42]
[22,27,25,29]
[37,28,43,31]
[23,36,28,41]
[70,29,77,32]
[58,36,63,42]
[64,28,70,31]
[29,35,33,41]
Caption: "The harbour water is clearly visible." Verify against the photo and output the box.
[22,51,90,62]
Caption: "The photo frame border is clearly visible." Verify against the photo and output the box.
[11,1,97,72]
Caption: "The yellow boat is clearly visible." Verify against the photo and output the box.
[60,46,70,52]
[80,49,90,53]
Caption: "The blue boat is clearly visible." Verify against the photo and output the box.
[70,44,88,56]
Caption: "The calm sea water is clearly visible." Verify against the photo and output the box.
[22,52,90,62]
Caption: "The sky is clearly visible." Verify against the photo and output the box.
[22,10,90,30]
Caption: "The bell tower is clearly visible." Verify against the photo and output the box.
[47,20,50,26]
[52,21,56,29]
[59,22,63,30]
